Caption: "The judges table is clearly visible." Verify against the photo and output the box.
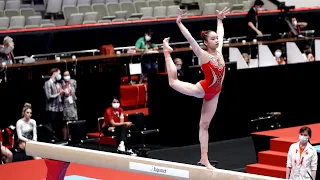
[5,36,320,70]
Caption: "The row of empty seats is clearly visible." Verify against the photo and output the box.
[1,7,39,18]
[0,15,54,29]
[45,0,176,16]
[0,1,21,11]
[0,0,255,29]
[62,3,181,25]
[0,7,54,29]
[201,0,254,14]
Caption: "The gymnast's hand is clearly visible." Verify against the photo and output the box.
[216,7,230,20]
[176,8,186,24]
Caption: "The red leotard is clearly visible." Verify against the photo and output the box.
[199,54,225,100]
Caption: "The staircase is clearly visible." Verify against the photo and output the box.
[246,137,297,178]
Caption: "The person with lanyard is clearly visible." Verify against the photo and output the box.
[44,68,65,142]
[286,126,318,180]
[61,71,78,140]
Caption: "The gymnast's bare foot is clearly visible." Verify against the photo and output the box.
[163,38,173,53]
[199,159,215,170]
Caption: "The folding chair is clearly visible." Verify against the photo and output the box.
[127,112,159,157]
[97,117,133,152]
[97,117,116,150]
[67,120,98,146]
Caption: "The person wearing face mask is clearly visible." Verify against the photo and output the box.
[103,97,133,153]
[289,17,308,37]
[274,49,286,65]
[286,126,318,180]
[44,68,64,142]
[173,58,184,79]
[135,30,158,53]
[61,71,78,140]
[135,30,159,82]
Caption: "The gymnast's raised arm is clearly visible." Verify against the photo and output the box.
[216,19,224,53]
[176,9,205,57]
[216,7,230,53]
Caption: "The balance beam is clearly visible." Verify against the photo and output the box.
[26,141,284,180]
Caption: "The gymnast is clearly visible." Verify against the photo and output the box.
[162,7,230,169]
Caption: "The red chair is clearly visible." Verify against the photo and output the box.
[87,117,133,148]
[88,117,117,147]
[100,44,115,55]
[121,75,139,85]
[2,128,15,149]
[120,83,148,116]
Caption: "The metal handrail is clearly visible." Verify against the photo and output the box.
[30,49,100,58]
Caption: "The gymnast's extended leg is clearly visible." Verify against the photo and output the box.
[199,93,220,169]
[163,38,204,98]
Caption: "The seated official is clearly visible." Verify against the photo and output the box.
[0,36,15,65]
[102,97,132,152]
[242,53,252,68]
[16,103,41,160]
[1,144,13,163]
[302,45,315,62]
[274,49,286,65]
[135,30,158,53]
[135,30,159,77]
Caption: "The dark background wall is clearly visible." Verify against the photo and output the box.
[149,61,320,147]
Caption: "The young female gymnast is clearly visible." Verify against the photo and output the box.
[163,7,230,169]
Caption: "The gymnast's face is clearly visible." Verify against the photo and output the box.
[24,109,32,119]
[204,31,219,50]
